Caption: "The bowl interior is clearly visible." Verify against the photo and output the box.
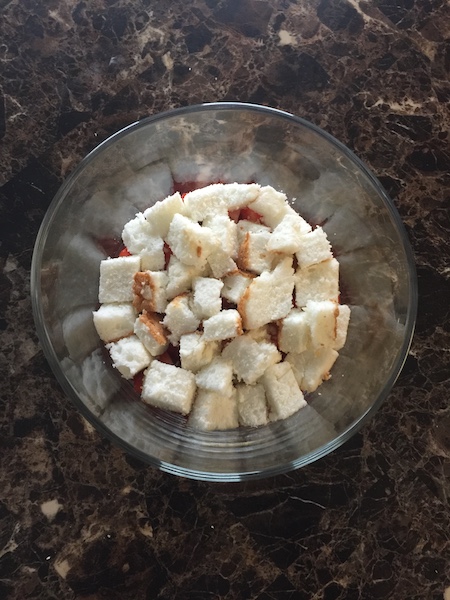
[32,103,417,481]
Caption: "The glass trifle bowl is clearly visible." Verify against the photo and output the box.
[31,103,417,481]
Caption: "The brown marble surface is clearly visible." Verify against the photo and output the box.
[1,0,450,598]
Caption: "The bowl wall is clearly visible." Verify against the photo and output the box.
[31,103,417,480]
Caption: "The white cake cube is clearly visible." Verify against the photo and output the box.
[333,304,351,350]
[134,312,169,356]
[179,332,220,372]
[219,182,261,210]
[183,183,260,221]
[236,383,268,427]
[121,212,165,270]
[182,185,229,222]
[203,214,238,258]
[99,256,141,303]
[237,230,273,274]
[192,277,223,319]
[93,303,136,343]
[121,212,152,251]
[247,325,271,343]
[143,192,186,238]
[238,257,294,330]
[195,357,234,397]
[162,294,200,344]
[236,220,271,244]
[286,348,339,392]
[304,300,338,349]
[206,247,238,279]
[247,185,290,228]
[278,309,310,354]
[166,255,209,299]
[221,270,254,304]
[166,214,216,266]
[261,361,306,421]
[295,227,333,268]
[295,258,339,307]
[202,309,243,342]
[188,389,239,431]
[140,246,166,271]
[132,270,168,314]
[222,334,281,384]
[190,182,260,211]
[142,360,196,414]
[106,335,152,379]
[267,213,312,254]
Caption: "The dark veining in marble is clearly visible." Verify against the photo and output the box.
[1,0,450,598]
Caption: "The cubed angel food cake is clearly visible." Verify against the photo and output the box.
[93,183,350,430]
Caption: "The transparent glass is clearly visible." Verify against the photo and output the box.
[31,103,417,481]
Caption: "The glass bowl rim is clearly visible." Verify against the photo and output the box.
[31,101,418,481]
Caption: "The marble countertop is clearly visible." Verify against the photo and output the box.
[1,0,449,598]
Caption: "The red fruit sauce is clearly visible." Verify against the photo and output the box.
[239,206,263,223]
